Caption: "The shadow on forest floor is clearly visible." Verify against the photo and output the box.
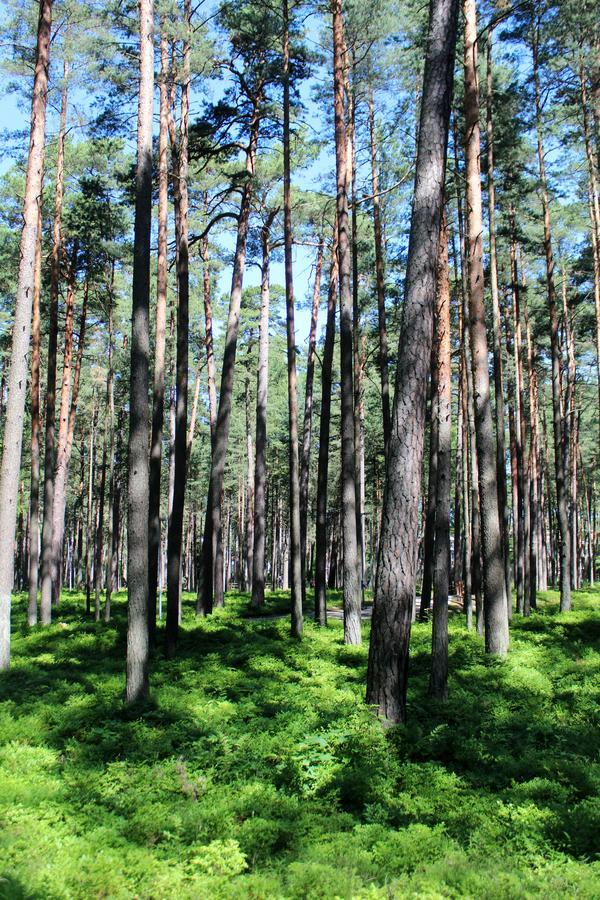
[1,586,599,898]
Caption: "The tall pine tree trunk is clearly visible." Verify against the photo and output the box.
[366,0,459,722]
[27,201,43,626]
[0,0,52,669]
[486,29,510,610]
[283,0,303,637]
[299,240,324,592]
[148,30,170,642]
[429,209,451,700]
[39,59,68,625]
[532,17,571,612]
[250,216,274,608]
[166,0,191,658]
[368,83,391,455]
[314,228,338,625]
[463,0,508,654]
[332,0,361,645]
[126,0,154,704]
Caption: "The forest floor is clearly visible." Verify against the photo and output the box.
[1,587,599,899]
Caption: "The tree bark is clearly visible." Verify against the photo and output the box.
[27,200,43,626]
[429,209,451,700]
[332,0,361,645]
[166,0,191,658]
[250,216,274,608]
[299,239,324,593]
[0,0,52,669]
[126,0,154,704]
[39,55,67,626]
[463,0,508,654]
[485,29,510,611]
[148,29,170,642]
[366,0,459,722]
[315,228,338,625]
[368,83,392,456]
[532,17,571,612]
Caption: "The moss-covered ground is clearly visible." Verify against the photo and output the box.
[1,587,599,898]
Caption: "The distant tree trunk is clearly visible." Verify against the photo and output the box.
[523,289,539,608]
[39,55,67,627]
[250,217,274,608]
[463,0,508,654]
[200,97,261,614]
[104,300,117,623]
[485,30,510,610]
[148,30,170,643]
[366,0,458,723]
[0,0,52,669]
[85,398,97,616]
[48,251,77,607]
[282,0,303,637]
[368,83,391,456]
[420,369,438,619]
[332,0,361,645]
[28,201,43,626]
[299,239,324,592]
[430,209,451,700]
[315,229,338,625]
[562,268,578,591]
[244,363,254,591]
[166,0,190,659]
[579,66,600,439]
[94,415,107,621]
[532,17,571,612]
[126,0,154,704]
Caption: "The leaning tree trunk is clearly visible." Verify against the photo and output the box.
[39,57,67,627]
[27,202,43,626]
[148,29,170,642]
[532,17,571,612]
[332,0,361,645]
[366,0,459,723]
[200,98,261,614]
[463,0,508,655]
[315,231,338,625]
[126,0,154,704]
[0,0,51,670]
[429,209,451,701]
[166,0,190,659]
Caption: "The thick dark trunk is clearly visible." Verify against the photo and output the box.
[366,0,458,722]
[126,0,154,704]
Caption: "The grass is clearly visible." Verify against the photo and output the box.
[0,586,599,898]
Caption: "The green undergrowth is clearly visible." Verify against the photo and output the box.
[1,587,599,898]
